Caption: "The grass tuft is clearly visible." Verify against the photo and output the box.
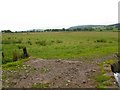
[95,74,110,83]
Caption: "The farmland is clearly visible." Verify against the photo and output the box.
[2,31,119,88]
[2,32,118,63]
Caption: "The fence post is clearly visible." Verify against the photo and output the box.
[2,52,4,59]
[23,47,29,58]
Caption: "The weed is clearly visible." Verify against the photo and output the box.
[2,58,29,70]
[109,41,112,43]
[7,37,11,39]
[102,81,112,86]
[27,41,32,45]
[96,82,112,88]
[40,67,49,73]
[50,40,55,43]
[2,61,22,70]
[95,59,116,88]
[35,40,47,46]
[56,40,63,43]
[95,39,107,43]
[103,60,115,65]
[17,45,25,49]
[96,84,105,88]
[95,74,110,83]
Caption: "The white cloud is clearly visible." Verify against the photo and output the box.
[0,0,119,31]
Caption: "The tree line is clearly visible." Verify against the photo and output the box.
[1,27,116,33]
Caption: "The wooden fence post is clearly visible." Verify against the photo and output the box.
[2,52,4,59]
[23,47,29,58]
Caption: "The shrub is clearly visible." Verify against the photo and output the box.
[56,40,63,43]
[95,39,107,43]
[109,41,112,43]
[100,39,106,43]
[27,40,32,45]
[50,40,55,43]
[18,45,25,49]
[35,40,47,46]
[7,37,11,39]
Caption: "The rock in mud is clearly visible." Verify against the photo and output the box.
[82,80,86,84]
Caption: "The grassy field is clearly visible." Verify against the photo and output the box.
[2,31,118,64]
[2,31,118,88]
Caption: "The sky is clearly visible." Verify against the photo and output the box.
[0,0,119,31]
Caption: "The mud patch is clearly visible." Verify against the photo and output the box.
[3,59,99,88]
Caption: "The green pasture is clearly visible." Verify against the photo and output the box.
[2,32,118,64]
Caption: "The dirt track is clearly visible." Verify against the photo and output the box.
[2,54,118,88]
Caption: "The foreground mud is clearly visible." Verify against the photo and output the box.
[2,55,118,88]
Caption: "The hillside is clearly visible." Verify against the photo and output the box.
[68,23,120,30]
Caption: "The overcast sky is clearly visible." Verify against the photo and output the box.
[0,0,119,31]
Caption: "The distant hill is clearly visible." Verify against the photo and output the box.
[68,23,120,30]
[6,23,120,33]
[109,23,120,28]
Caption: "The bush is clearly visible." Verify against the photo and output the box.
[50,40,55,43]
[18,45,25,49]
[27,40,32,45]
[7,37,11,39]
[109,41,112,43]
[56,40,63,43]
[95,39,106,43]
[35,40,47,46]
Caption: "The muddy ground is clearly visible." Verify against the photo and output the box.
[2,54,119,88]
